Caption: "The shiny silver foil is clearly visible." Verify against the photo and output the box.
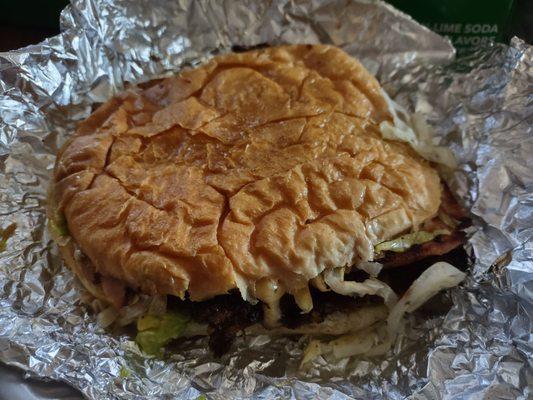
[0,0,531,398]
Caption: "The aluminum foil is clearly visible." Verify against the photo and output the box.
[0,0,531,398]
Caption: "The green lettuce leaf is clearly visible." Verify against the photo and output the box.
[375,230,450,253]
[49,212,69,237]
[135,311,189,356]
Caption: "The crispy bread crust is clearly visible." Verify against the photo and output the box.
[50,45,441,301]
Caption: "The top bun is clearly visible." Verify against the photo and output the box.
[51,45,441,302]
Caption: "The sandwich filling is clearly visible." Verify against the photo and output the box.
[49,44,469,358]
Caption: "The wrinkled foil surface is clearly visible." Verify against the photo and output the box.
[0,1,531,399]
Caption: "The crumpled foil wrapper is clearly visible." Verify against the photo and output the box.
[0,0,531,398]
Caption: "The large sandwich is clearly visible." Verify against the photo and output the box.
[48,45,469,360]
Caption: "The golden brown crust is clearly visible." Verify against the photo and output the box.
[51,44,441,301]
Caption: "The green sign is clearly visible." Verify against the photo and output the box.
[388,0,516,54]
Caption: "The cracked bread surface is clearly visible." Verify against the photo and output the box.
[51,44,441,301]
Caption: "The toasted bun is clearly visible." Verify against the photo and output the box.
[50,45,441,302]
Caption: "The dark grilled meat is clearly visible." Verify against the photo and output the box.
[441,185,468,221]
[177,292,263,357]
[380,183,469,270]
[168,229,469,356]
[379,231,467,269]
[379,246,470,294]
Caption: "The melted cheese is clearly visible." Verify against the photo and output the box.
[293,286,313,314]
[255,278,285,328]
[310,275,329,292]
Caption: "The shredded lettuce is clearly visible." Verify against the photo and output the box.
[379,90,457,168]
[119,367,130,378]
[300,262,466,366]
[135,311,189,355]
[50,212,69,237]
[387,262,466,336]
[375,230,450,253]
